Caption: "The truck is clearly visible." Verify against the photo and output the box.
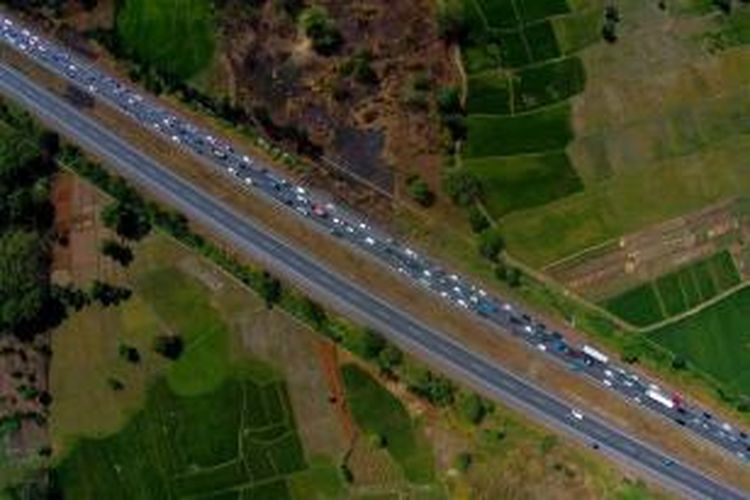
[646,389,675,409]
[582,344,609,364]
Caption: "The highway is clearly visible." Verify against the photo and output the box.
[2,13,749,466]
[0,59,745,499]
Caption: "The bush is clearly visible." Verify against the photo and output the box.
[454,452,472,472]
[100,239,134,267]
[467,205,489,233]
[478,228,504,262]
[443,169,482,206]
[436,0,468,42]
[259,271,282,309]
[89,280,131,307]
[377,344,403,374]
[408,368,455,406]
[101,202,151,241]
[342,49,378,85]
[300,6,342,55]
[437,86,462,115]
[459,392,492,425]
[153,335,184,360]
[118,344,140,364]
[407,175,435,207]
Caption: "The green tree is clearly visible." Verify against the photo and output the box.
[443,170,482,206]
[467,205,489,233]
[407,176,435,207]
[459,393,492,425]
[300,6,342,55]
[89,280,131,307]
[0,230,49,332]
[478,228,504,262]
[437,86,462,115]
[506,266,521,288]
[377,344,403,373]
[436,0,467,42]
[153,335,184,360]
[100,239,134,267]
[101,202,151,241]
[300,296,327,327]
[259,271,282,309]
[454,452,472,472]
[361,328,386,359]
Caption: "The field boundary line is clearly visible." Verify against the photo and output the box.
[541,236,620,271]
[638,280,750,334]
[469,97,571,119]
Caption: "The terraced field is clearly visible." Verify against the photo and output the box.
[461,0,588,218]
[602,250,741,327]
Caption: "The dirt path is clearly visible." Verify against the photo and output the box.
[315,340,356,444]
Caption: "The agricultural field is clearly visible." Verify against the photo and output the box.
[341,364,435,485]
[115,0,216,80]
[602,250,740,327]
[651,286,750,398]
[56,368,308,499]
[460,0,588,218]
[500,0,750,267]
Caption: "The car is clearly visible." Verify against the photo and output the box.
[591,442,600,450]
[662,458,674,466]
[571,409,584,420]
[244,177,253,186]
[364,237,375,246]
[537,343,547,351]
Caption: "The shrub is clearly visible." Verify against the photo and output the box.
[443,169,482,206]
[478,228,504,262]
[100,239,134,267]
[89,280,131,307]
[407,175,435,207]
[300,6,342,55]
[467,205,489,233]
[454,452,472,472]
[153,335,184,360]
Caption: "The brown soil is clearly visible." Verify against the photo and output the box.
[315,340,356,445]
[546,198,745,301]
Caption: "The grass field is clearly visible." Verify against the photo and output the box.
[465,151,582,216]
[56,366,313,499]
[602,251,740,327]
[465,104,573,158]
[116,0,215,80]
[651,286,750,397]
[341,364,435,485]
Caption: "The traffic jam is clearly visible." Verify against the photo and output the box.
[1,13,749,464]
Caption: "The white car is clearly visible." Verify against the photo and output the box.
[571,409,584,420]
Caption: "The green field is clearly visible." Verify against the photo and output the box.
[341,364,435,484]
[116,0,215,79]
[136,268,231,396]
[602,251,741,327]
[651,286,750,396]
[465,104,573,157]
[465,151,582,216]
[512,57,586,113]
[56,367,314,499]
[458,0,585,218]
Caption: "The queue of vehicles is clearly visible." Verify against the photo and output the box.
[1,13,749,465]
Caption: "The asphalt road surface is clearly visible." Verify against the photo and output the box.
[0,63,746,499]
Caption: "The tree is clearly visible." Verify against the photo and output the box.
[478,228,504,262]
[258,271,282,309]
[443,170,482,206]
[407,176,435,207]
[342,49,378,86]
[436,86,462,115]
[454,452,472,472]
[436,0,468,43]
[299,6,342,55]
[100,239,134,267]
[377,344,403,374]
[153,335,184,360]
[506,266,521,288]
[494,260,508,282]
[409,368,455,406]
[300,297,326,328]
[0,230,50,333]
[89,280,132,307]
[361,328,386,359]
[713,0,732,13]
[467,205,489,233]
[601,19,618,43]
[459,393,491,425]
[101,202,151,241]
[672,355,687,370]
[118,344,140,363]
